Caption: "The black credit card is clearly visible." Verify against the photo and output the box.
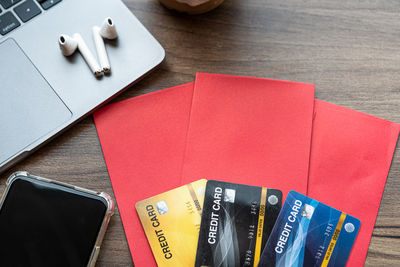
[195,180,282,267]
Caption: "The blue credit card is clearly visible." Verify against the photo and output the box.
[258,191,360,267]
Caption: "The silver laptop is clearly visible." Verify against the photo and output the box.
[0,0,165,172]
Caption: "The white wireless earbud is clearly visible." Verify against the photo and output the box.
[59,33,103,77]
[92,17,118,73]
[58,34,77,56]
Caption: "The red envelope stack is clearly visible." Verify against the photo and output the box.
[93,73,400,266]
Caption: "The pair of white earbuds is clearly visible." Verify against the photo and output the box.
[59,17,117,77]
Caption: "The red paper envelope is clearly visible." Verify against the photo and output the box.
[181,73,315,197]
[93,83,194,267]
[308,100,400,266]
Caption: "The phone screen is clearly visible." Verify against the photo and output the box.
[0,176,108,267]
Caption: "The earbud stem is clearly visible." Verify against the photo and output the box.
[73,33,102,77]
[93,26,111,73]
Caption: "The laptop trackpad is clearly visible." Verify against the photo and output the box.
[0,39,72,164]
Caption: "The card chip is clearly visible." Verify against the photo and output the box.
[156,200,169,215]
[224,188,236,203]
[301,204,315,219]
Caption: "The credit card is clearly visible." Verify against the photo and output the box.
[258,191,361,267]
[136,179,206,266]
[195,180,282,267]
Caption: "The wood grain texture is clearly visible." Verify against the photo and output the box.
[1,0,399,265]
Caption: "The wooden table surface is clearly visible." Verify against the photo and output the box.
[2,0,399,266]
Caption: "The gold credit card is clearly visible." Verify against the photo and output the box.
[136,179,207,266]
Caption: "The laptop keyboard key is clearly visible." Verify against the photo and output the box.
[39,0,61,10]
[0,0,22,9]
[14,0,41,23]
[0,12,20,35]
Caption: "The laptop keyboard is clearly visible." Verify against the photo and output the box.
[0,0,61,35]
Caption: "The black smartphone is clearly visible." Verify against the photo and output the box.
[0,172,114,267]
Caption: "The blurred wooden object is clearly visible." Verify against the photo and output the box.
[159,0,224,14]
[1,0,399,266]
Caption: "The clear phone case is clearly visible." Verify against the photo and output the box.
[1,171,115,267]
